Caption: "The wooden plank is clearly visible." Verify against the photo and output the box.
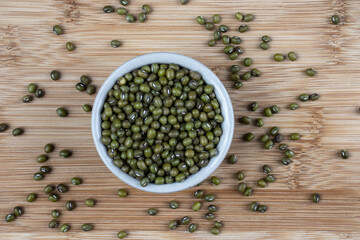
[0,0,360,239]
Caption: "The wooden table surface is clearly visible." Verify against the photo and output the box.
[1,0,360,239]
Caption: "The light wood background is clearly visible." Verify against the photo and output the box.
[1,0,360,239]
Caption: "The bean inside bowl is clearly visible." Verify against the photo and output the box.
[92,52,234,193]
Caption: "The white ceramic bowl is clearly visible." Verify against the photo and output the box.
[92,52,234,193]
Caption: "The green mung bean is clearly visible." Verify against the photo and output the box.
[83,104,92,112]
[59,149,72,158]
[44,143,54,153]
[211,227,220,235]
[219,25,228,32]
[168,220,178,230]
[65,201,76,211]
[71,177,82,185]
[0,123,9,132]
[205,212,215,220]
[243,187,253,196]
[262,165,271,174]
[244,132,254,141]
[118,189,128,197]
[28,83,37,93]
[243,14,254,22]
[37,154,48,163]
[85,199,95,207]
[60,224,70,232]
[331,15,340,25]
[238,182,246,193]
[142,4,151,14]
[340,149,349,159]
[66,42,75,51]
[258,205,267,213]
[289,103,299,110]
[235,12,244,21]
[111,40,121,48]
[205,194,215,202]
[120,0,129,6]
[236,171,244,181]
[27,193,37,202]
[57,183,68,193]
[249,201,258,211]
[126,14,135,23]
[14,206,23,216]
[231,36,241,44]
[243,57,252,67]
[211,176,220,185]
[205,22,214,30]
[261,35,271,43]
[264,140,274,150]
[305,68,317,77]
[257,179,267,188]
[196,16,206,25]
[81,223,93,231]
[192,201,202,211]
[264,107,272,117]
[194,189,204,198]
[299,94,309,102]
[309,93,320,101]
[35,89,44,98]
[50,70,61,80]
[273,53,285,62]
[117,230,127,239]
[260,134,269,143]
[281,157,291,165]
[56,108,68,117]
[240,116,251,125]
[116,7,127,15]
[208,39,216,47]
[279,143,288,151]
[22,95,33,103]
[53,25,63,35]
[147,208,158,215]
[189,223,197,233]
[49,220,59,228]
[312,193,320,203]
[40,166,51,174]
[169,201,179,209]
[238,25,248,33]
[212,14,220,23]
[288,51,297,61]
[44,185,54,194]
[255,118,264,127]
[285,149,294,158]
[103,6,115,13]
[290,133,300,140]
[51,210,60,218]
[48,193,60,202]
[33,172,44,181]
[260,42,269,50]
[249,102,259,111]
[265,174,276,182]
[233,81,242,89]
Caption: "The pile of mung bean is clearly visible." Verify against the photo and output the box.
[100,63,224,186]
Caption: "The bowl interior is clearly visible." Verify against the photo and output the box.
[92,52,234,193]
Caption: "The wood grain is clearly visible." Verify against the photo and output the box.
[1,0,360,239]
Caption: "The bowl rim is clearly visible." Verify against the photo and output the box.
[91,52,234,193]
